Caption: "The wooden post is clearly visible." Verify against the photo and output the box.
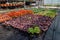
[24,0,26,9]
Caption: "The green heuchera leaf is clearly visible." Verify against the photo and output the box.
[34,27,41,34]
[32,8,45,13]
[28,28,34,34]
[28,27,41,34]
[38,11,46,15]
[33,8,56,18]
[44,10,56,18]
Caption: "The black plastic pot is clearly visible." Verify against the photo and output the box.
[8,6,16,9]
[0,1,7,4]
[1,6,7,9]
[25,2,31,5]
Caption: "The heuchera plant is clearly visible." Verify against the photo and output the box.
[28,26,41,34]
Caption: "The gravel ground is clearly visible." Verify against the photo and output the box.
[0,25,44,40]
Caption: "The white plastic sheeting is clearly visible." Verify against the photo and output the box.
[44,0,60,5]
